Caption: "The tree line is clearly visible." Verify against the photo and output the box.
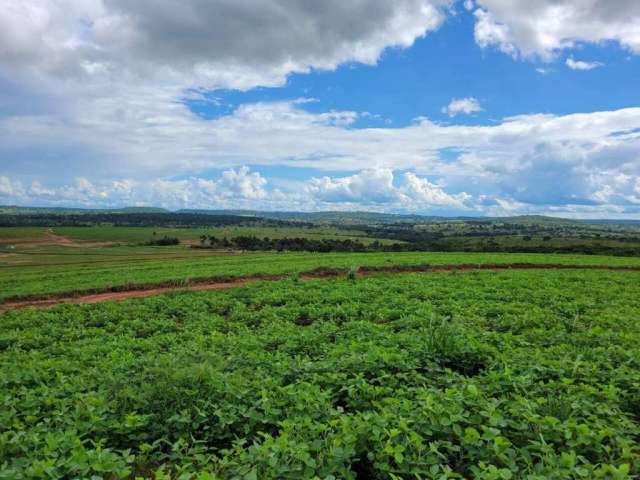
[193,234,640,256]
[195,235,371,252]
[0,212,307,228]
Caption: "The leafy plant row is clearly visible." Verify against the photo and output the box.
[1,270,639,478]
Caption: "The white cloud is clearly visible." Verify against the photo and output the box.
[0,0,450,91]
[0,168,275,210]
[566,57,604,71]
[473,8,518,57]
[0,1,453,184]
[441,97,483,116]
[218,166,267,200]
[4,164,640,218]
[399,173,471,208]
[0,167,475,213]
[306,169,473,210]
[0,176,25,198]
[306,169,397,204]
[472,0,640,59]
[2,100,640,215]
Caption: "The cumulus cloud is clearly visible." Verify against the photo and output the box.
[566,57,604,71]
[306,169,473,210]
[306,169,397,204]
[4,163,640,218]
[2,100,640,216]
[0,0,453,181]
[0,0,450,91]
[0,168,274,210]
[0,177,25,197]
[218,166,267,200]
[473,8,518,57]
[472,0,640,59]
[441,97,483,116]
[399,173,471,208]
[0,167,477,213]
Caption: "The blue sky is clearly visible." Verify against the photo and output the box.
[190,14,640,127]
[1,0,640,217]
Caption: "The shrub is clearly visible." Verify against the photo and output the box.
[146,236,180,246]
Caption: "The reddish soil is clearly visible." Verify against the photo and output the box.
[2,263,639,311]
[3,280,254,310]
[45,231,74,245]
[44,231,116,248]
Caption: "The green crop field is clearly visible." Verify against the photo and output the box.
[0,225,392,248]
[2,216,640,479]
[52,226,385,245]
[0,227,50,242]
[2,251,640,302]
[1,270,639,478]
[0,245,223,268]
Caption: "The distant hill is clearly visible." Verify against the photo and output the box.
[178,210,600,226]
[3,205,639,227]
[0,205,170,215]
[178,209,442,224]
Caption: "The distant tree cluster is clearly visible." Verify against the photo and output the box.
[197,235,371,252]
[193,234,640,256]
[145,236,180,246]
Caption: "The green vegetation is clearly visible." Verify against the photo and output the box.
[0,245,215,268]
[353,220,640,256]
[0,227,49,242]
[0,212,287,228]
[2,270,639,478]
[0,225,386,246]
[0,206,170,215]
[52,225,381,245]
[145,236,181,246]
[4,209,640,256]
[2,251,640,302]
[2,209,640,478]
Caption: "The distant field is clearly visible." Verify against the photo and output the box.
[53,225,386,244]
[0,225,391,246]
[0,244,222,268]
[0,227,49,243]
[2,250,640,301]
[441,234,640,251]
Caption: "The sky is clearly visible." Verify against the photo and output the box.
[1,0,640,218]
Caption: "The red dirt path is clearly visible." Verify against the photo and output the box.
[2,263,639,311]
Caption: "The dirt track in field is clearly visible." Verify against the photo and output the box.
[2,263,640,311]
[2,280,257,310]
[42,230,116,248]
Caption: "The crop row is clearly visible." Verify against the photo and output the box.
[2,251,640,301]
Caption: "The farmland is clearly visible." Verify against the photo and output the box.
[1,211,640,478]
[2,270,639,478]
[5,1,640,477]
[0,225,384,246]
[2,249,640,303]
